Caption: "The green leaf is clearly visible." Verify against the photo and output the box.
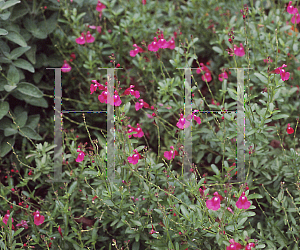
[4,84,17,92]
[5,31,27,47]
[212,46,223,54]
[0,28,8,35]
[13,59,34,72]
[10,46,31,60]
[272,226,288,247]
[131,220,142,227]
[15,111,27,128]
[272,113,289,120]
[42,12,58,35]
[180,205,189,219]
[0,11,11,20]
[25,44,36,64]
[4,127,18,136]
[19,126,42,140]
[0,0,21,11]
[254,73,268,84]
[210,164,220,175]
[68,181,77,195]
[26,114,40,129]
[7,64,19,85]
[16,82,43,98]
[247,193,263,199]
[23,96,48,108]
[10,3,29,21]
[0,137,15,157]
[0,101,9,119]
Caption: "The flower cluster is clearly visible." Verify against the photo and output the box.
[128,149,142,165]
[287,1,300,24]
[130,31,175,57]
[128,123,144,138]
[197,63,212,82]
[176,110,201,129]
[75,31,95,45]
[274,64,290,81]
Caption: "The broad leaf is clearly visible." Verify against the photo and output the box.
[13,59,34,72]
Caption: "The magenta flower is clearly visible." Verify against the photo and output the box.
[61,60,71,73]
[157,33,168,49]
[85,31,95,43]
[135,99,149,111]
[166,37,176,49]
[245,243,256,250]
[218,71,228,81]
[128,149,141,164]
[16,220,28,229]
[89,25,102,34]
[76,150,85,162]
[33,211,45,226]
[164,146,179,160]
[287,1,298,14]
[206,192,221,211]
[130,44,144,57]
[187,110,201,125]
[2,210,14,225]
[142,0,146,5]
[176,113,190,129]
[236,191,251,209]
[148,37,159,52]
[96,0,106,12]
[113,92,122,106]
[274,64,290,81]
[75,32,86,45]
[263,58,273,63]
[227,239,243,250]
[124,85,140,98]
[128,124,144,138]
[234,43,245,57]
[291,13,300,24]
[196,63,210,74]
[201,72,212,82]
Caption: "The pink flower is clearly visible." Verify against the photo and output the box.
[274,64,290,81]
[61,60,71,73]
[218,72,228,81]
[2,210,14,225]
[128,124,144,138]
[206,192,221,211]
[227,239,243,250]
[201,72,212,82]
[142,0,146,4]
[186,110,201,125]
[236,191,251,209]
[245,243,256,250]
[128,149,141,164]
[112,91,122,106]
[164,146,179,160]
[148,37,159,52]
[33,211,45,226]
[157,33,168,49]
[166,37,176,49]
[75,32,86,45]
[287,123,294,134]
[196,63,210,74]
[124,85,140,98]
[176,113,190,129]
[130,44,144,57]
[263,58,273,63]
[16,220,28,229]
[58,225,63,238]
[234,43,245,57]
[135,99,149,111]
[291,13,300,24]
[85,31,95,43]
[76,150,85,162]
[287,1,298,14]
[149,225,158,234]
[75,32,95,45]
[211,99,220,106]
[89,25,102,34]
[96,0,106,12]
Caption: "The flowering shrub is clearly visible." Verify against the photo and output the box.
[0,0,300,249]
